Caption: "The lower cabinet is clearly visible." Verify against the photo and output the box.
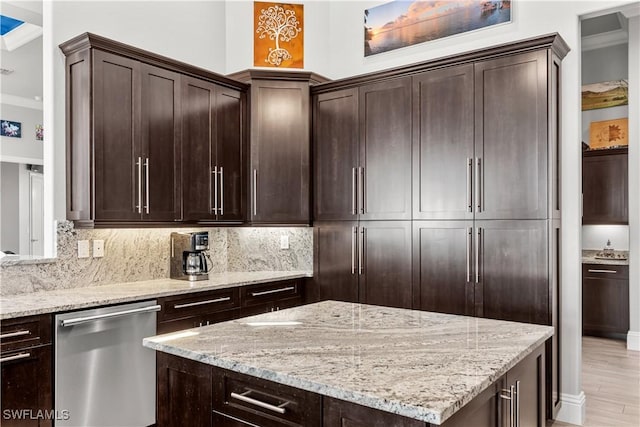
[0,315,53,427]
[240,280,304,317]
[157,344,546,427]
[582,264,629,339]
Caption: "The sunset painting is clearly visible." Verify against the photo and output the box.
[365,0,512,56]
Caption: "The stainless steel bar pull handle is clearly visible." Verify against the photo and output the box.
[351,226,356,275]
[136,157,143,213]
[500,385,516,427]
[352,168,357,215]
[475,228,482,284]
[466,227,472,283]
[515,380,520,427]
[219,167,224,216]
[212,166,218,214]
[60,304,161,327]
[359,227,364,275]
[476,158,482,212]
[359,167,365,214]
[174,297,231,309]
[587,269,618,274]
[0,352,31,363]
[467,158,473,212]
[144,158,150,214]
[230,391,287,414]
[251,286,295,297]
[0,330,30,340]
[253,169,258,216]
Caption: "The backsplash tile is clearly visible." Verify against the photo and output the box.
[0,221,312,296]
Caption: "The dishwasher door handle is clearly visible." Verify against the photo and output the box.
[60,304,161,327]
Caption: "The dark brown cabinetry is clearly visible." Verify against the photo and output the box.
[314,78,412,221]
[582,148,628,224]
[240,280,304,317]
[61,33,247,227]
[182,77,246,223]
[314,221,412,309]
[582,264,629,339]
[1,315,53,427]
[229,71,328,225]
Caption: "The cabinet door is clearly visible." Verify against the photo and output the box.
[475,51,548,220]
[93,50,142,221]
[504,345,545,427]
[314,89,359,220]
[1,345,53,427]
[476,220,549,325]
[413,221,474,316]
[157,352,212,427]
[360,221,412,309]
[323,396,425,427]
[313,221,359,303]
[582,149,628,224]
[359,78,412,220]
[216,86,245,222]
[182,76,216,221]
[413,65,474,220]
[583,275,629,338]
[439,376,502,427]
[141,64,182,221]
[251,80,310,224]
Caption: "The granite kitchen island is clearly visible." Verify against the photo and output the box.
[143,301,553,427]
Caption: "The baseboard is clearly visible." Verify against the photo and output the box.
[627,331,640,351]
[555,391,586,426]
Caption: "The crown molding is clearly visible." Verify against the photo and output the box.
[582,29,628,51]
[1,93,43,110]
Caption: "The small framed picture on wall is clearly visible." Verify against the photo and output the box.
[1,120,22,138]
[36,124,44,141]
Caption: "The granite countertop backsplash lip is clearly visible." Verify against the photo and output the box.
[582,249,629,266]
[0,270,312,320]
[143,301,553,425]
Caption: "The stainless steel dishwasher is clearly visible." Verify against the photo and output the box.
[55,300,160,427]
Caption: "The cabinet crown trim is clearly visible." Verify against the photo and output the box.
[59,32,248,91]
[228,69,331,85]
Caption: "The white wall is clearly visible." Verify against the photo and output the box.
[0,103,43,163]
[582,225,629,249]
[225,0,332,76]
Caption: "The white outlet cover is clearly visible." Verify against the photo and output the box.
[77,240,90,258]
[280,235,290,249]
[93,240,105,258]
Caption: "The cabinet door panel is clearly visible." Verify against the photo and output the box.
[413,221,473,316]
[323,396,425,427]
[475,51,548,220]
[582,149,628,224]
[413,65,474,220]
[505,345,545,427]
[360,221,412,309]
[251,81,309,223]
[93,50,141,221]
[141,65,182,221]
[583,276,629,337]
[182,77,216,221]
[359,78,412,220]
[216,87,245,221]
[476,220,549,324]
[314,89,359,220]
[314,222,359,303]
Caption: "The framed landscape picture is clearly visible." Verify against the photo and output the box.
[1,120,22,138]
[582,80,628,111]
[365,0,512,56]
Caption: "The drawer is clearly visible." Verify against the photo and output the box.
[157,308,241,334]
[212,367,321,427]
[0,314,52,353]
[158,288,240,323]
[241,280,303,308]
[583,264,628,280]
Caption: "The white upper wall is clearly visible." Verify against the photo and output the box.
[0,103,43,163]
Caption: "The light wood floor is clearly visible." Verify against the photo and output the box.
[549,337,640,427]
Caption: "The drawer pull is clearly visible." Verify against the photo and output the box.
[587,269,617,274]
[230,391,287,414]
[250,286,295,298]
[0,352,31,363]
[174,297,231,309]
[0,330,30,340]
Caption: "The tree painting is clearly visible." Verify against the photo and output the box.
[254,2,304,68]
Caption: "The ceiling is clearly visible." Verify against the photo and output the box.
[0,1,42,101]
[581,12,629,51]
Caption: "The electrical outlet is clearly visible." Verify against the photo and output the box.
[93,240,105,258]
[280,235,290,250]
[77,240,90,258]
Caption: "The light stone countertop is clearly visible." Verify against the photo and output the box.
[582,250,629,266]
[143,300,553,425]
[0,271,311,320]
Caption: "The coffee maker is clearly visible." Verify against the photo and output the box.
[170,232,210,281]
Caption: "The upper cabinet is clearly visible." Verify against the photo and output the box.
[582,147,628,224]
[61,33,247,228]
[229,70,328,225]
[314,78,412,221]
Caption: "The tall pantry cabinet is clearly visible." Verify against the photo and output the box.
[312,34,568,419]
